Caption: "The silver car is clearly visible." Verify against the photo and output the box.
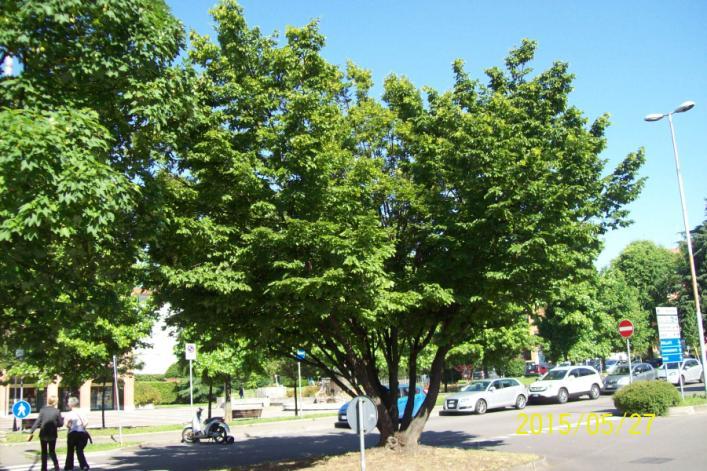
[603,363,656,393]
[443,378,527,414]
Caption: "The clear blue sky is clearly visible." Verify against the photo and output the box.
[168,0,706,268]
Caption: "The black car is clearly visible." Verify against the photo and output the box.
[646,358,663,369]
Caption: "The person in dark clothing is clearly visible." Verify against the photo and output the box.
[28,395,63,471]
[239,385,245,399]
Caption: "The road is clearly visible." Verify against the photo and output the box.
[2,387,706,470]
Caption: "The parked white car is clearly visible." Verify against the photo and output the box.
[443,378,527,414]
[528,366,602,403]
[657,359,704,384]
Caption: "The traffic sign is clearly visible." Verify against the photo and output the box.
[618,319,634,338]
[12,400,31,419]
[660,338,683,363]
[296,349,306,360]
[185,343,197,360]
[346,396,378,434]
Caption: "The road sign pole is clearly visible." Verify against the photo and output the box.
[358,398,366,471]
[189,359,194,409]
[627,338,633,384]
[679,368,685,400]
[113,355,123,445]
[297,361,302,417]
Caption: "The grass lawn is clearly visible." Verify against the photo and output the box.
[679,395,707,407]
[227,446,539,470]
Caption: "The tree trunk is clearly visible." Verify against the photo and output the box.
[207,382,213,420]
[223,375,232,423]
[380,345,449,450]
[101,382,106,429]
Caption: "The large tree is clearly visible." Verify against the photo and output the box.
[0,0,192,382]
[610,240,680,353]
[150,1,644,448]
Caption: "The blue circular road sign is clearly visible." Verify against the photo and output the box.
[12,400,31,419]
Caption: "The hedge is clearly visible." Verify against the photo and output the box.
[613,380,680,416]
[135,381,178,405]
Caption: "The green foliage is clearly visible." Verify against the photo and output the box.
[135,375,177,404]
[539,267,649,362]
[149,2,644,444]
[675,217,707,352]
[164,363,186,379]
[613,381,680,416]
[503,359,527,377]
[134,383,162,406]
[135,374,165,382]
[612,241,680,313]
[1,0,194,382]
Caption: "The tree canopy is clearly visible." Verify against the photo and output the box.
[0,0,192,382]
[149,1,645,447]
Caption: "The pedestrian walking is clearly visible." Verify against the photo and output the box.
[239,385,245,400]
[28,395,63,471]
[64,396,90,470]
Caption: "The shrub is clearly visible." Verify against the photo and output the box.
[286,385,320,398]
[135,381,178,405]
[504,359,526,377]
[135,384,162,406]
[135,374,165,382]
[613,381,680,416]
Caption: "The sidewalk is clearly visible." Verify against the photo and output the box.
[1,397,343,431]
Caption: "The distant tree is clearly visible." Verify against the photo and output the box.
[675,216,707,353]
[539,268,649,361]
[610,240,680,352]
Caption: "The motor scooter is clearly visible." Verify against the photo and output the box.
[182,407,235,444]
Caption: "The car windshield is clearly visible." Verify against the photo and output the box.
[613,366,631,375]
[542,370,567,380]
[463,381,491,392]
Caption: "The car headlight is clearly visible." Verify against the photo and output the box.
[617,377,629,385]
[459,397,472,404]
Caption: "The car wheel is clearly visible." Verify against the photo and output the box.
[475,399,487,414]
[515,395,527,409]
[589,384,600,400]
[557,388,568,404]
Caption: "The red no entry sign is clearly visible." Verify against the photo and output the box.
[618,319,634,338]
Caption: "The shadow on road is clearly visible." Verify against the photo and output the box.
[105,429,490,470]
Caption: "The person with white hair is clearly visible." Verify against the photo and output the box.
[64,396,90,470]
[28,395,63,471]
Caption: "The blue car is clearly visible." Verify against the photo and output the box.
[334,385,426,428]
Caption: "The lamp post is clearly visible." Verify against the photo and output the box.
[645,101,707,395]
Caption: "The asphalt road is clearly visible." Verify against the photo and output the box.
[2,385,706,471]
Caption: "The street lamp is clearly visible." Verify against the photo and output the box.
[644,100,707,395]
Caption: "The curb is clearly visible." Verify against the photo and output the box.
[508,456,548,471]
[667,404,707,416]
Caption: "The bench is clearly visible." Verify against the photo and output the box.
[231,408,263,419]
[21,418,35,430]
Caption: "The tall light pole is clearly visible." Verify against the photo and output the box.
[645,100,707,395]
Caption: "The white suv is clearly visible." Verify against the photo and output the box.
[528,366,602,403]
